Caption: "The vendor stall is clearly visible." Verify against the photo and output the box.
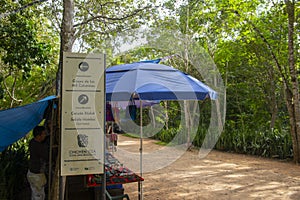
[106,61,218,199]
[87,153,144,199]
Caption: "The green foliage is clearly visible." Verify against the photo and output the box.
[216,127,293,159]
[122,133,140,139]
[0,0,59,108]
[154,141,168,146]
[0,12,52,77]
[65,0,160,55]
[150,101,181,143]
[156,0,296,160]
[154,127,181,144]
[0,1,57,198]
[0,65,57,109]
[0,3,297,200]
[192,101,212,147]
[109,47,168,67]
[0,138,30,200]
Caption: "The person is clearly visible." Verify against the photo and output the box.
[106,102,115,122]
[27,126,49,200]
[105,123,118,151]
[112,102,122,132]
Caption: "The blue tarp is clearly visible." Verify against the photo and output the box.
[0,95,56,152]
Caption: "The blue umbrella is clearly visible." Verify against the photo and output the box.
[106,62,217,101]
[105,61,217,200]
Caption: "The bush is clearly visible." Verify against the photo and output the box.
[215,127,293,159]
[0,138,30,200]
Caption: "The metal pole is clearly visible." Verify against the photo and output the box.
[101,123,106,200]
[48,103,55,200]
[139,100,143,200]
[102,67,107,200]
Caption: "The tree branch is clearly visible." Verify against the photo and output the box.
[73,6,151,28]
[3,76,23,108]
[0,0,48,19]
[232,9,290,91]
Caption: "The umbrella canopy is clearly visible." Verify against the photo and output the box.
[106,62,217,101]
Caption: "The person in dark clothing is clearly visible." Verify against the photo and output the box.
[27,126,49,200]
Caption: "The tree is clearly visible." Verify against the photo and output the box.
[162,0,297,159]
[201,0,298,160]
[0,1,58,199]
[227,0,300,162]
[0,0,57,107]
[48,0,160,198]
[284,0,300,163]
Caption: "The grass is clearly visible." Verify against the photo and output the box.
[154,141,168,146]
[122,133,140,138]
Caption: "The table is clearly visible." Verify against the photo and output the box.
[86,153,144,199]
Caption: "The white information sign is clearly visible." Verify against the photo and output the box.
[61,52,105,176]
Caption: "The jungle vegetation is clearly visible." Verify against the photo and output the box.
[0,0,299,199]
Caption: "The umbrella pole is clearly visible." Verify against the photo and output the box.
[139,100,143,200]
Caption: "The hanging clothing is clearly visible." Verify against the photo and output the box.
[106,102,114,122]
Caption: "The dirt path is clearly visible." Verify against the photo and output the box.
[112,134,300,200]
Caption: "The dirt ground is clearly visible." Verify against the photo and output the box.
[112,134,300,200]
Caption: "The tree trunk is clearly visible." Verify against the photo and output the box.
[190,100,198,128]
[268,65,278,129]
[53,0,75,199]
[149,106,156,128]
[164,101,169,130]
[184,100,191,147]
[56,0,75,95]
[285,85,299,163]
[285,0,300,163]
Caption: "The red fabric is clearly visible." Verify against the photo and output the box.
[109,133,118,142]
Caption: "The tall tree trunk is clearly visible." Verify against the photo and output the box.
[285,85,299,162]
[285,0,300,163]
[150,106,156,128]
[184,100,191,147]
[56,0,75,95]
[52,0,75,199]
[190,100,198,128]
[268,65,278,129]
[164,101,169,130]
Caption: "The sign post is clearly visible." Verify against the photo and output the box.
[61,52,105,176]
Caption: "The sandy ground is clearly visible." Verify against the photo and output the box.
[111,134,300,200]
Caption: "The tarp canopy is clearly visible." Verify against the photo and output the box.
[106,62,217,101]
[0,96,56,152]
